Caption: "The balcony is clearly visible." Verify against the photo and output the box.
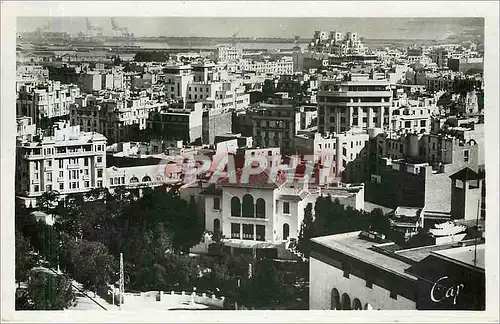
[31,179,40,184]
[67,164,80,169]
[229,216,269,222]
[44,166,53,171]
[82,175,90,180]
[55,150,96,157]
[57,177,65,182]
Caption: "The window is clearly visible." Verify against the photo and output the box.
[46,185,52,192]
[34,163,39,171]
[84,169,89,176]
[256,198,266,218]
[96,156,102,163]
[34,185,39,192]
[59,160,64,168]
[464,150,469,163]
[46,160,52,167]
[242,224,253,240]
[97,180,102,187]
[97,169,103,178]
[213,219,221,233]
[59,171,64,178]
[283,223,290,240]
[59,183,64,190]
[110,178,114,185]
[84,181,89,188]
[142,176,151,182]
[231,223,241,239]
[283,202,290,214]
[231,197,241,217]
[242,194,254,218]
[256,224,265,241]
[84,159,89,166]
[46,173,52,182]
[213,197,221,210]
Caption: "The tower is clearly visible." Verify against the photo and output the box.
[449,167,483,220]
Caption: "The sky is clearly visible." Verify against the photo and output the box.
[17,17,484,40]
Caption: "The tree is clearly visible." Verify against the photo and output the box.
[15,230,38,285]
[38,190,60,215]
[63,239,117,297]
[298,203,315,256]
[22,270,74,310]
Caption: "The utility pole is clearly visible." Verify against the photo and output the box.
[473,198,480,266]
[119,253,124,310]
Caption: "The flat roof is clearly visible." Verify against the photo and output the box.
[432,244,485,270]
[311,231,417,280]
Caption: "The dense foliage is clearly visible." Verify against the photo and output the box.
[298,196,390,256]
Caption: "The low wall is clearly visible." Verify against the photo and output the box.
[159,291,225,308]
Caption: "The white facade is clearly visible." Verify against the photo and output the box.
[216,46,243,62]
[16,122,107,207]
[314,131,369,178]
[242,58,294,75]
[317,76,393,134]
[17,81,81,124]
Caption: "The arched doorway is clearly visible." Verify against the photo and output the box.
[352,298,362,310]
[330,288,341,310]
[213,219,220,233]
[283,223,290,240]
[341,293,351,310]
[364,303,374,310]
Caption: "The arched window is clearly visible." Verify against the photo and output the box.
[213,219,220,233]
[364,303,374,310]
[256,198,266,218]
[283,223,290,240]
[130,177,139,184]
[231,197,241,217]
[330,288,341,310]
[242,194,254,218]
[352,298,362,310]
[142,176,151,182]
[341,293,351,310]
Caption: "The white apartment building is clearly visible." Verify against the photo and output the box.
[215,46,243,62]
[70,94,163,142]
[16,116,37,142]
[15,122,107,207]
[17,81,81,124]
[317,74,393,134]
[242,58,294,75]
[16,65,49,91]
[390,97,436,134]
[308,31,367,56]
[314,130,369,179]
[201,167,365,246]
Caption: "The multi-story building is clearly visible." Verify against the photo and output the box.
[146,102,203,144]
[15,122,107,207]
[17,81,81,125]
[16,116,37,142]
[70,94,162,143]
[215,46,243,62]
[317,74,393,134]
[249,101,297,153]
[16,65,49,91]
[242,58,294,75]
[390,97,435,134]
[201,166,365,246]
[314,130,369,179]
[308,31,367,57]
[363,131,480,211]
[309,231,485,310]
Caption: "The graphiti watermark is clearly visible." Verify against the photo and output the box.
[154,154,339,185]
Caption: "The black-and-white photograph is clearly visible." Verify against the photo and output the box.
[2,2,499,323]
